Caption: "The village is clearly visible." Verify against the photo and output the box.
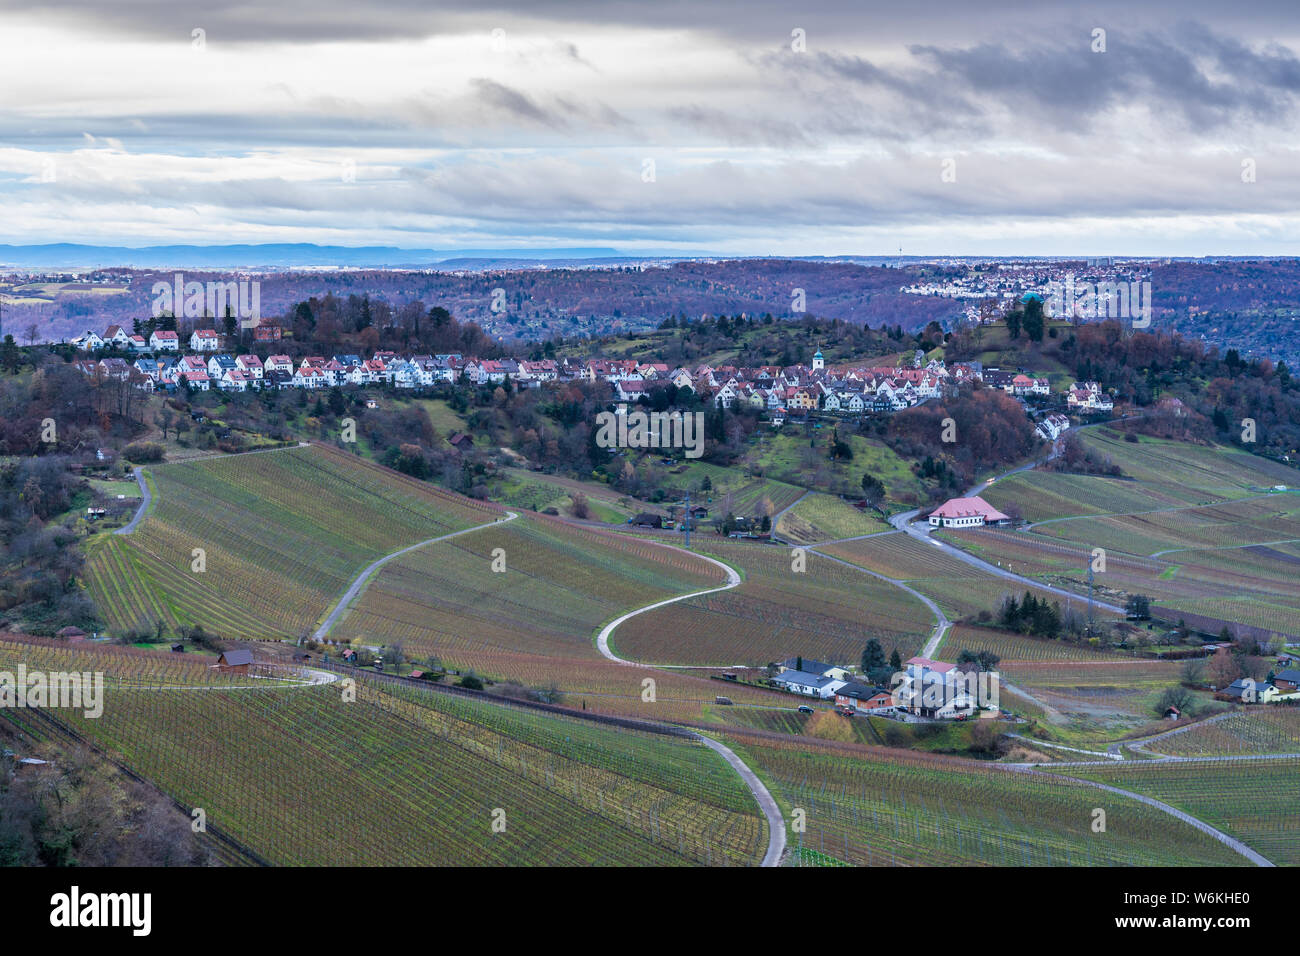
[66,324,1116,431]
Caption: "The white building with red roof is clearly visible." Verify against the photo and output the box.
[927,495,1012,529]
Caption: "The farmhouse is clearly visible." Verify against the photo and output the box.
[630,513,663,529]
[895,656,966,716]
[1272,669,1300,693]
[834,682,894,713]
[772,670,846,699]
[777,657,851,681]
[1216,678,1279,704]
[927,495,1012,529]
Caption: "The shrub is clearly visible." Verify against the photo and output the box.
[122,442,165,463]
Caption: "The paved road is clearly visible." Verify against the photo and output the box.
[114,467,151,535]
[800,543,951,658]
[769,489,812,543]
[694,734,787,867]
[594,546,742,665]
[313,511,518,642]
[588,535,791,865]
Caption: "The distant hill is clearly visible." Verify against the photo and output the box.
[0,243,625,270]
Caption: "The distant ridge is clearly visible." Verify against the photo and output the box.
[0,243,629,270]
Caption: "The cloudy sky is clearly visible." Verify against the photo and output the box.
[2,0,1300,256]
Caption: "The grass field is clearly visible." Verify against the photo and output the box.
[85,444,499,640]
[489,467,640,523]
[1000,660,1211,742]
[746,430,929,508]
[612,537,933,667]
[1050,758,1299,865]
[724,732,1245,866]
[776,493,891,544]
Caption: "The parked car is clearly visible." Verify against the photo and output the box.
[797,705,814,714]
[715,696,734,705]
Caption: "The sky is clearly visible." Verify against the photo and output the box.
[2,0,1300,256]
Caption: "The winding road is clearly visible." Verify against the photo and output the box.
[114,467,151,535]
[313,510,519,642]
[588,540,788,865]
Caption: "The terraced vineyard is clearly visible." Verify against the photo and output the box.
[982,471,1194,523]
[337,515,723,659]
[725,733,1245,866]
[1146,710,1300,757]
[1052,758,1299,866]
[612,537,933,666]
[40,645,767,866]
[85,445,499,640]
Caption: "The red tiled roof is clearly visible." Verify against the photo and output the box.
[929,495,1010,522]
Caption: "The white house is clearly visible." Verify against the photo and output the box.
[73,330,105,350]
[928,495,1012,529]
[772,670,846,699]
[190,329,220,351]
[149,330,180,351]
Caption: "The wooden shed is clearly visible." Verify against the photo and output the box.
[215,648,254,673]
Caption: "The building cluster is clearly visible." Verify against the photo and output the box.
[1066,381,1115,413]
[66,326,1112,424]
[768,655,987,720]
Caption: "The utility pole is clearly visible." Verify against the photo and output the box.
[1086,546,1095,638]
[682,490,691,549]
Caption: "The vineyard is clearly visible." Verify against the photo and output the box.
[982,471,1194,523]
[821,532,1117,624]
[611,537,933,667]
[982,432,1298,525]
[335,514,723,659]
[723,733,1245,866]
[23,640,768,866]
[1145,710,1300,757]
[1031,494,1300,557]
[940,625,1128,663]
[1051,758,1299,866]
[85,444,499,641]
[946,508,1300,639]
